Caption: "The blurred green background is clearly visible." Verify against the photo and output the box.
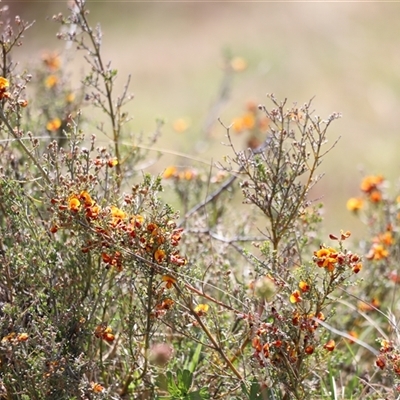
[11,1,400,238]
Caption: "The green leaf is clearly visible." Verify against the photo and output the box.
[166,371,181,396]
[187,343,202,373]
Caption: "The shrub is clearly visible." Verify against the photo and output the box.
[0,2,398,399]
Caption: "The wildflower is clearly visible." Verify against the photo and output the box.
[163,166,178,179]
[131,214,144,228]
[68,195,81,212]
[299,281,310,293]
[323,339,336,352]
[107,158,118,168]
[314,247,338,272]
[0,77,10,100]
[91,382,105,393]
[352,262,362,274]
[154,248,166,263]
[289,290,302,303]
[346,197,363,212]
[232,117,245,133]
[102,251,122,271]
[162,275,176,289]
[172,118,190,133]
[44,75,58,89]
[79,191,94,207]
[0,77,9,91]
[347,330,358,344]
[242,112,255,130]
[42,52,61,71]
[366,243,389,260]
[17,333,28,342]
[170,252,187,266]
[305,345,314,355]
[360,175,384,193]
[94,324,115,343]
[376,356,386,369]
[369,190,382,203]
[46,117,62,132]
[230,56,247,72]
[110,206,126,226]
[17,99,28,108]
[194,303,209,316]
[86,204,101,220]
[358,297,380,312]
[66,92,75,103]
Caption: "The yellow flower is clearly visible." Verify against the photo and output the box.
[0,76,9,90]
[289,290,302,303]
[346,197,363,212]
[314,247,338,272]
[194,303,209,316]
[163,166,178,179]
[68,195,81,212]
[45,74,59,89]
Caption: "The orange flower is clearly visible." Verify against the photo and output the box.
[68,195,81,212]
[66,92,75,103]
[91,382,105,393]
[46,117,62,132]
[304,345,314,355]
[289,290,302,303]
[366,243,389,260]
[17,99,28,108]
[242,112,256,130]
[358,297,380,312]
[162,275,176,289]
[16,333,29,342]
[107,158,118,168]
[299,281,310,293]
[346,197,363,212]
[369,190,382,203]
[376,356,386,369]
[352,262,362,274]
[172,118,190,133]
[157,298,174,310]
[194,303,209,316]
[0,76,9,90]
[154,248,166,263]
[324,339,336,352]
[42,52,61,71]
[163,166,178,179]
[360,175,384,193]
[79,191,94,207]
[232,117,245,133]
[313,247,338,272]
[110,206,126,226]
[94,324,115,343]
[45,74,58,88]
[376,231,394,246]
[347,330,358,344]
[230,56,247,72]
[131,215,144,228]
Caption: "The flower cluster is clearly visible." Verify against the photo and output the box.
[231,101,270,149]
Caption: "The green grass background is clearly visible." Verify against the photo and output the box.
[12,1,400,238]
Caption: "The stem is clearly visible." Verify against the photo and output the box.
[0,107,50,185]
